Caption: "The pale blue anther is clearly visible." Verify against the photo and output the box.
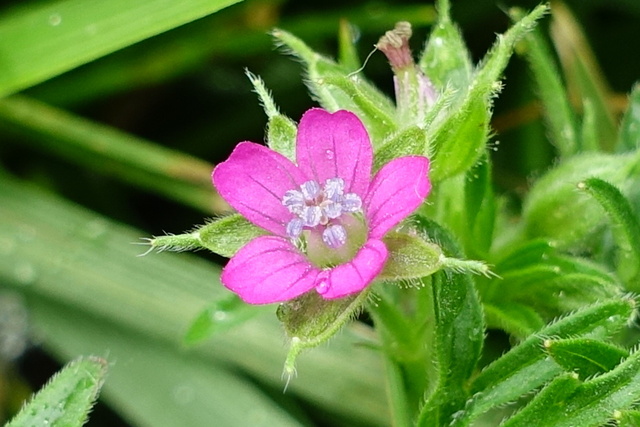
[322,224,347,248]
[324,177,344,200]
[300,180,321,200]
[282,189,305,214]
[342,193,362,212]
[302,206,322,227]
[282,177,363,245]
[322,200,342,219]
[286,218,304,238]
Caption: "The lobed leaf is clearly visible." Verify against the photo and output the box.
[413,217,484,427]
[450,298,635,427]
[578,177,640,289]
[522,152,637,248]
[427,4,549,181]
[484,302,545,340]
[501,346,640,427]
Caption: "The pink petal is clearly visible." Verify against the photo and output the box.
[296,108,372,196]
[221,236,320,304]
[365,156,431,239]
[213,142,305,236]
[316,239,388,299]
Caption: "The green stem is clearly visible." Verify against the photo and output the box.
[0,95,226,214]
[367,287,431,426]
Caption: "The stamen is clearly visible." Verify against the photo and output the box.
[342,193,362,212]
[286,218,303,238]
[282,189,305,214]
[300,180,321,200]
[281,177,364,244]
[322,199,342,219]
[302,206,323,227]
[322,224,347,248]
[324,177,345,199]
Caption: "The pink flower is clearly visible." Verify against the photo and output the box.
[213,108,431,304]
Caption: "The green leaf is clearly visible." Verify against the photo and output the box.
[617,83,640,152]
[337,19,361,72]
[0,95,222,213]
[0,174,389,426]
[272,28,396,146]
[511,7,578,157]
[484,302,545,340]
[502,347,640,427]
[544,338,629,379]
[550,1,618,151]
[428,4,549,181]
[450,299,635,427]
[617,410,640,427]
[492,239,555,271]
[412,217,484,427]
[6,357,107,427]
[419,0,472,94]
[428,95,490,181]
[578,177,640,289]
[499,373,582,427]
[486,257,621,317]
[28,298,307,427]
[0,0,242,97]
[184,294,270,345]
[373,126,428,171]
[151,214,267,258]
[522,152,637,248]
[464,155,496,256]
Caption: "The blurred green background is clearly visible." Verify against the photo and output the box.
[0,0,638,425]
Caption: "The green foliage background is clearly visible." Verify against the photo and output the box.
[0,0,639,426]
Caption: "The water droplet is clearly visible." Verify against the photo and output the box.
[212,310,227,322]
[84,219,107,239]
[48,13,62,26]
[17,225,36,242]
[14,263,36,285]
[325,149,334,160]
[316,273,330,294]
[173,384,195,405]
[0,237,16,256]
[85,24,98,36]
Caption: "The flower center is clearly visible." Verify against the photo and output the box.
[282,178,363,249]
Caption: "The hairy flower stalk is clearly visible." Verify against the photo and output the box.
[377,21,436,125]
[213,108,431,304]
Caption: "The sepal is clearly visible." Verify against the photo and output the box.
[149,214,266,258]
[277,289,370,377]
